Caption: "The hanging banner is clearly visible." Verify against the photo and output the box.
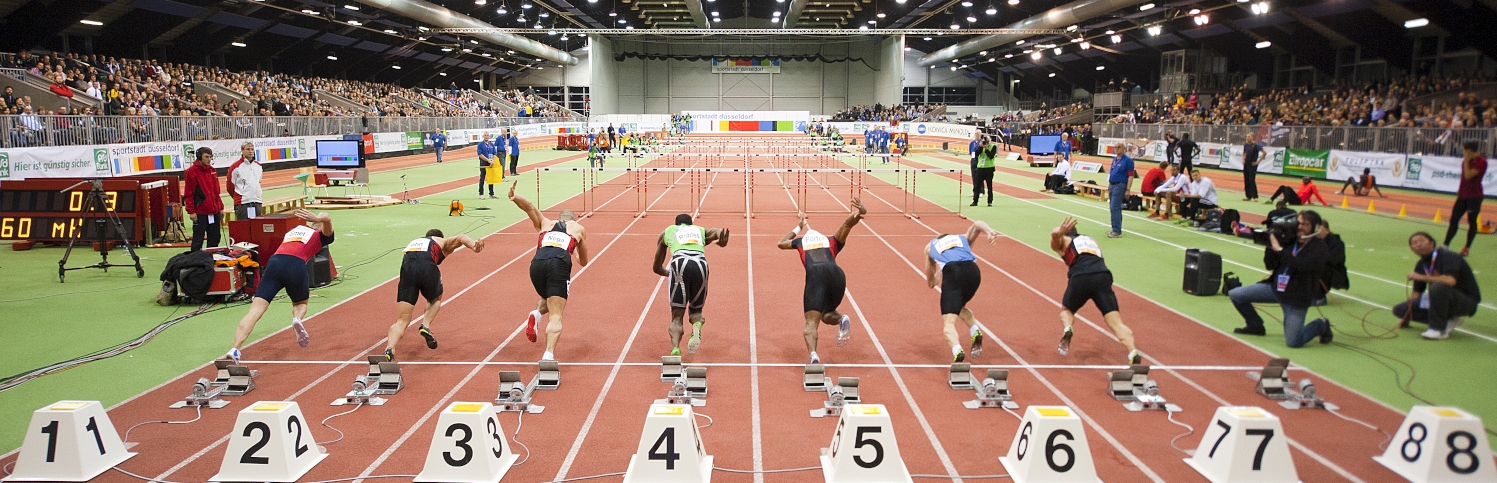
[902,122,977,140]
[405,132,425,150]
[710,58,781,73]
[1328,150,1407,188]
[1283,149,1329,178]
[1211,143,1287,175]
[372,132,410,153]
[0,145,113,180]
[1403,154,1497,194]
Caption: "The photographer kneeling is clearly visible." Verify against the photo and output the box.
[1229,210,1334,347]
[1395,232,1481,340]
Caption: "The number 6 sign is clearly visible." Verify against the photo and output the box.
[998,406,1102,483]
[211,401,327,482]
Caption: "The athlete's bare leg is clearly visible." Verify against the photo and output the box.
[544,296,567,354]
[1102,311,1136,352]
[668,307,686,348]
[232,298,272,349]
[803,310,822,355]
[386,302,416,352]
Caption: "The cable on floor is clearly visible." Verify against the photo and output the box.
[539,472,627,482]
[910,473,1011,479]
[316,401,363,445]
[1165,410,1197,456]
[1002,407,1024,421]
[1328,408,1394,451]
[695,411,714,429]
[511,409,531,466]
[122,404,202,443]
[714,466,821,474]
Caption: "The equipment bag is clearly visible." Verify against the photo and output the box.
[1222,272,1242,295]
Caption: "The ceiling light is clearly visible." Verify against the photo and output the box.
[327,55,338,60]
[609,10,617,16]
[1016,39,1024,45]
[347,20,361,25]
[951,66,958,71]
[443,47,453,51]
[618,18,627,23]
[540,12,549,17]
[392,65,401,69]
[534,23,543,28]
[1053,47,1062,54]
[1096,65,1105,70]
[498,7,507,14]
[1147,25,1161,35]
[516,15,524,21]
[1080,41,1090,49]
[950,21,960,29]
[561,34,569,40]
[1194,14,1209,25]
[1048,72,1056,77]
[1031,51,1041,59]
[1404,18,1428,28]
[419,26,430,31]
[475,0,486,4]
[979,50,987,55]
[986,6,997,14]
[231,41,247,47]
[590,0,598,2]
[868,19,876,24]
[860,25,870,30]
[1188,8,1200,14]
[877,12,886,18]
[471,39,479,44]
[1008,0,1018,4]
[988,57,994,61]
[1065,24,1078,31]
[440,72,447,76]
[418,36,426,40]
[1140,3,1154,10]
[508,50,515,54]
[1071,37,1082,42]
[1250,2,1268,14]
[384,29,397,33]
[79,19,103,26]
[463,48,473,52]
[1105,29,1115,34]
[924,36,932,40]
[904,47,912,51]
[967,15,977,22]
[1111,34,1122,43]
[773,11,781,16]
[625,25,634,29]
[1023,49,1032,53]
[713,17,721,21]
[712,11,719,15]
[962,0,973,5]
[1004,53,1013,58]
[898,0,907,3]
[344,4,359,9]
[1256,40,1272,48]
[301,9,318,14]
[521,2,532,8]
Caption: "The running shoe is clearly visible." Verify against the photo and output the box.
[836,315,852,347]
[810,353,821,365]
[384,348,395,362]
[1421,328,1449,340]
[687,320,703,354]
[969,329,984,358]
[292,320,309,348]
[1057,327,1073,356]
[1460,247,1470,257]
[671,347,681,357]
[953,350,966,363]
[525,310,541,342]
[226,348,241,363]
[1128,349,1142,365]
[1318,320,1334,344]
[419,325,438,349]
[1450,316,1466,334]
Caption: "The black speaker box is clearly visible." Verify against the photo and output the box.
[1183,248,1222,296]
[306,247,333,288]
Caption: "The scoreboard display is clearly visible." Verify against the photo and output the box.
[0,177,177,243]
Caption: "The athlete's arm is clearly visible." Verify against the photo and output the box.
[965,221,999,246]
[574,226,591,266]
[1050,217,1077,256]
[295,209,333,235]
[652,236,670,276]
[924,250,940,288]
[704,227,730,247]
[833,198,867,244]
[440,234,482,255]
[508,182,547,230]
[777,214,807,249]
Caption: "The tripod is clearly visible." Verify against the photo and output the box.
[401,175,420,204]
[58,179,145,282]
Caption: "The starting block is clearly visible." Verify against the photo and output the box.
[213,360,257,397]
[211,401,328,482]
[803,364,829,392]
[1184,406,1298,483]
[1123,380,1180,412]
[333,375,388,406]
[414,402,517,483]
[812,377,860,418]
[820,404,912,483]
[1251,358,1292,401]
[364,356,403,395]
[999,406,1103,483]
[661,356,683,382]
[494,370,545,414]
[171,377,230,409]
[963,369,1018,410]
[623,404,713,483]
[1374,406,1496,482]
[535,360,560,390]
[1277,379,1335,410]
[684,367,707,398]
[1108,365,1150,401]
[2,401,136,482]
[948,363,974,390]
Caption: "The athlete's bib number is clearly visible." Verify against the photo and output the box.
[673,227,703,246]
[405,238,432,252]
[283,225,316,244]
[1072,236,1102,257]
[541,231,572,249]
[802,231,830,250]
[934,235,964,253]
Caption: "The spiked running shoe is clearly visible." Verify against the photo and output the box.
[837,315,852,347]
[671,347,681,357]
[688,320,703,354]
[525,310,541,343]
[953,350,966,363]
[970,329,984,358]
[384,348,395,362]
[226,348,241,363]
[1128,349,1142,365]
[810,353,821,365]
[1058,327,1074,356]
[419,325,438,349]
[292,320,309,348]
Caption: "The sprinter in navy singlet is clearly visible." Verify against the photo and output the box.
[383,229,485,361]
[510,182,591,362]
[1050,217,1142,364]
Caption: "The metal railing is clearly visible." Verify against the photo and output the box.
[0,68,25,81]
[1,115,571,148]
[1092,123,1497,157]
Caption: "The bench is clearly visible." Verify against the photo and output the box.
[1071,182,1108,201]
[221,195,306,222]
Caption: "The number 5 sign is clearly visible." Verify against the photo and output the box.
[211,401,327,482]
[1374,405,1497,482]
[998,406,1102,483]
[821,404,912,483]
[3,401,135,482]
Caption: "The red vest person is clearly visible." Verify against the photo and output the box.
[225,209,334,362]
[183,147,224,251]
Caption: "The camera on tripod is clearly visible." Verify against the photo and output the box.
[1265,214,1299,240]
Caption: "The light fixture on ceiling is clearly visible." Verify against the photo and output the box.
[516,14,524,21]
[463,48,473,52]
[1105,29,1114,34]
[1111,34,1122,43]
[520,2,531,8]
[924,36,932,40]
[418,26,430,31]
[1030,51,1041,59]
[773,11,781,16]
[508,50,515,54]
[898,0,907,3]
[712,11,719,16]
[1004,53,1013,58]
[618,18,627,23]
[625,25,635,29]
[560,34,569,39]
[951,66,958,71]
[1188,8,1200,14]
[392,65,401,69]
[1194,14,1208,25]
[475,0,486,5]
[1081,41,1091,49]
[343,4,358,9]
[868,19,876,24]
[540,12,549,17]
[1139,3,1154,10]
[904,47,912,51]
[1250,1,1268,14]
[384,29,396,33]
[79,19,103,25]
[1147,25,1161,35]
[1066,24,1077,31]
[1053,47,1061,54]
[498,6,507,14]
[483,52,493,56]
[231,41,247,47]
[1016,39,1024,45]
[979,50,987,55]
[327,55,338,60]
[347,20,361,25]
[1096,65,1105,70]
[442,47,453,51]
[609,10,617,16]
[1071,37,1082,42]
[1008,0,1018,4]
[301,9,318,14]
[1048,72,1055,77]
[713,17,721,21]
[950,20,960,29]
[860,25,870,30]
[440,72,447,76]
[877,11,886,18]
[1404,18,1428,28]
[418,36,426,40]
[988,57,994,61]
[967,15,976,22]
[1256,40,1272,48]
[471,39,480,44]
[961,0,973,6]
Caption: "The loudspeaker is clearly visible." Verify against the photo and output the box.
[306,247,334,288]
[1183,248,1222,296]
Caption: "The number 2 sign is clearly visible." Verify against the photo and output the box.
[211,401,327,482]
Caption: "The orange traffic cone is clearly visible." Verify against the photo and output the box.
[1398,204,1408,217]
[1433,209,1443,223]
[1367,200,1376,213]
[1340,196,1350,208]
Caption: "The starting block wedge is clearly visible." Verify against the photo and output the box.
[948,363,974,390]
[364,356,403,395]
[1252,358,1292,401]
[171,377,230,409]
[803,364,829,392]
[820,404,912,483]
[812,377,861,418]
[2,401,136,482]
[536,360,560,390]
[964,370,1018,410]
[333,375,388,406]
[661,356,683,382]
[494,370,544,413]
[1108,365,1149,401]
[414,402,517,483]
[684,367,707,398]
[623,404,712,483]
[999,406,1103,483]
[1374,406,1497,482]
[1184,406,1298,483]
[211,401,328,482]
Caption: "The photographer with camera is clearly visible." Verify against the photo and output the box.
[1229,210,1334,348]
[1395,232,1480,340]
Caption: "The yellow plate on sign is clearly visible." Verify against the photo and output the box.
[1432,408,1463,418]
[49,402,89,411]
[1230,408,1266,418]
[452,403,485,413]
[1037,408,1071,417]
[654,406,685,415]
[253,403,289,411]
[852,406,881,415]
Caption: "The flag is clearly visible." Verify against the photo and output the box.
[1436,129,1453,145]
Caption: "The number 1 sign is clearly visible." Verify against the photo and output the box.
[2,401,135,482]
[210,401,327,482]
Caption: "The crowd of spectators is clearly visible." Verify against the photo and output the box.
[495,88,570,117]
[830,103,943,122]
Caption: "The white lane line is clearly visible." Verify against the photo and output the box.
[746,193,765,483]
[220,360,1274,370]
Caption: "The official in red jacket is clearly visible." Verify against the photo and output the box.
[184,147,223,251]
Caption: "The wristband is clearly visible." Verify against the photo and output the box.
[791,226,801,235]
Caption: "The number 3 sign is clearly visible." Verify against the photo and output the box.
[211,401,327,482]
[1375,406,1497,482]
[415,402,517,483]
[998,406,1103,483]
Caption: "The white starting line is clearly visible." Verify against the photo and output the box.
[234,360,1274,371]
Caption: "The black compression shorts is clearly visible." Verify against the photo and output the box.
[939,261,982,315]
[668,252,709,311]
[803,263,847,313]
[397,261,443,305]
[255,254,309,303]
[1062,271,1120,315]
[529,257,573,299]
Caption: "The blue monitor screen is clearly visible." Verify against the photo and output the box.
[316,140,364,168]
[1028,134,1062,155]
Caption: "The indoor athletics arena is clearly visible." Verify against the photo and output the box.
[1,0,1495,481]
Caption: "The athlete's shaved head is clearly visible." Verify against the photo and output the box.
[559,209,577,221]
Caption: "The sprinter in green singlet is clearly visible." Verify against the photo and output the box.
[653,214,730,356]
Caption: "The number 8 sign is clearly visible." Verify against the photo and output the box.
[999,406,1102,483]
[211,401,327,482]
[1375,405,1497,482]
[415,402,516,483]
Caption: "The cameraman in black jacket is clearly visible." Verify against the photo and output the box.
[1229,210,1335,348]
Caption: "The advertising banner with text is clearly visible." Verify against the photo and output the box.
[901,122,978,140]
[1402,154,1497,194]
[1283,149,1329,178]
[681,111,811,122]
[1328,150,1407,188]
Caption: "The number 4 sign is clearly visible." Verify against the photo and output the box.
[3,401,135,482]
[415,402,517,483]
[998,406,1102,483]
[1183,406,1297,483]
[624,404,713,483]
[822,404,912,483]
[1374,405,1497,482]
[211,401,328,482]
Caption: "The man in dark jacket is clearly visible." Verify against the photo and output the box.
[184,147,223,251]
[1395,232,1481,340]
[1229,210,1334,348]
[1176,132,1200,175]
